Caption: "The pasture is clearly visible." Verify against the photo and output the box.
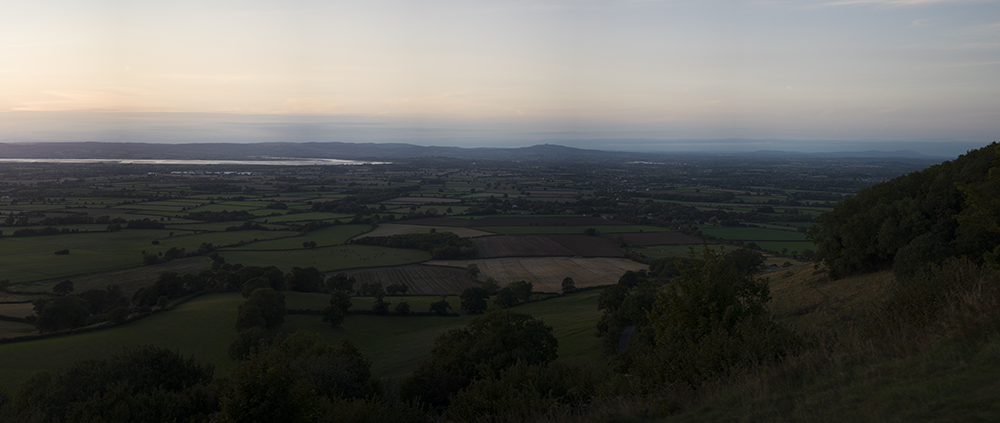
[699,226,809,241]
[358,223,493,239]
[227,224,371,250]
[219,245,431,273]
[474,225,669,235]
[0,289,605,391]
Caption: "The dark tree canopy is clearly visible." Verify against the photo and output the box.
[808,143,1000,279]
[236,288,285,331]
[460,287,490,314]
[35,295,90,333]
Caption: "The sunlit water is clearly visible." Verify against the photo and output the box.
[0,158,389,166]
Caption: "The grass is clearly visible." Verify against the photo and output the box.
[699,226,809,241]
[228,224,371,250]
[0,293,242,394]
[474,225,670,235]
[281,289,603,379]
[219,245,431,273]
[0,289,604,394]
[359,223,493,239]
[630,244,723,259]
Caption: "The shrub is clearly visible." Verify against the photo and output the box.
[633,247,799,386]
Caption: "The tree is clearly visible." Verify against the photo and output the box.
[358,281,384,297]
[386,282,409,295]
[284,267,324,292]
[460,287,489,314]
[236,288,285,331]
[618,271,639,288]
[52,279,74,295]
[325,273,355,292]
[507,280,533,302]
[430,296,452,315]
[35,295,90,333]
[322,305,346,327]
[241,276,271,298]
[402,310,558,409]
[395,301,411,315]
[493,287,518,308]
[561,277,576,293]
[635,247,795,386]
[466,263,481,281]
[329,291,352,313]
[723,248,766,275]
[372,292,390,315]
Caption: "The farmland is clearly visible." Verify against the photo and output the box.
[0,150,935,419]
[426,257,647,292]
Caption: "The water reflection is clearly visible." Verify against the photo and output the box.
[0,158,388,166]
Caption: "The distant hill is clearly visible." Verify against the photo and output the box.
[0,141,946,163]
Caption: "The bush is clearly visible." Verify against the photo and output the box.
[633,247,799,386]
[402,310,558,409]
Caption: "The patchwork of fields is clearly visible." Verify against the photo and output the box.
[426,257,647,292]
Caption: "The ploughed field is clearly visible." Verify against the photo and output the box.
[474,234,624,258]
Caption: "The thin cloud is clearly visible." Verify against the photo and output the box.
[755,0,992,8]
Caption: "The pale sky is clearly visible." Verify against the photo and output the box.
[1,0,998,155]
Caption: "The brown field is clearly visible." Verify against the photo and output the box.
[530,198,578,203]
[399,217,471,227]
[332,264,478,295]
[547,235,624,257]
[604,232,703,246]
[381,197,462,205]
[475,235,623,258]
[469,216,627,226]
[0,302,36,318]
[357,223,493,239]
[475,236,575,258]
[524,189,579,196]
[426,257,646,292]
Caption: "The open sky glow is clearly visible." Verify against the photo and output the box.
[1,0,998,155]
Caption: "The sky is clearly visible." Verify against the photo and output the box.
[1,0,998,156]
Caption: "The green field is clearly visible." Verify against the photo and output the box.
[251,212,352,223]
[228,225,371,250]
[0,289,604,392]
[474,225,670,235]
[0,294,243,394]
[699,226,809,241]
[219,245,431,273]
[631,244,725,260]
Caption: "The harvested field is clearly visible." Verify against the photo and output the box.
[0,302,36,318]
[331,264,478,295]
[358,223,493,239]
[426,257,646,292]
[605,232,704,246]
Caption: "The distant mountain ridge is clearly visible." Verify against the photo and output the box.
[0,141,944,162]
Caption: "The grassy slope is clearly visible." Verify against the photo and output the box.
[660,265,1000,422]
